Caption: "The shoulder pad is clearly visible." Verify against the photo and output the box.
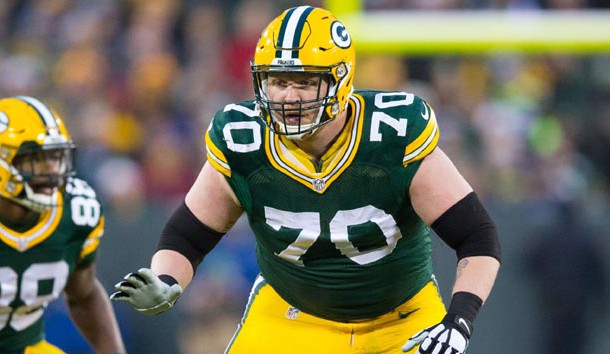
[402,95,439,166]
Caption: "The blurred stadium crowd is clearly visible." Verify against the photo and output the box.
[1,0,608,212]
[1,0,609,353]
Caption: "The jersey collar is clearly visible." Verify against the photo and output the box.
[265,95,364,193]
[0,193,64,252]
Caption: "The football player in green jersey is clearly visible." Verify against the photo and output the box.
[0,96,126,354]
[112,6,501,354]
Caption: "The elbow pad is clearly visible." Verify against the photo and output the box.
[157,201,224,274]
[431,192,501,262]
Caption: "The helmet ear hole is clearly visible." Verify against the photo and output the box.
[331,103,340,115]
[6,181,17,194]
[335,63,347,79]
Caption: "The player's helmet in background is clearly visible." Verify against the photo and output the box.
[0,96,75,212]
[251,6,355,139]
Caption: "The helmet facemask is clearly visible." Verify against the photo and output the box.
[9,142,76,212]
[253,66,340,139]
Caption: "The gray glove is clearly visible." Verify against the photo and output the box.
[110,268,182,315]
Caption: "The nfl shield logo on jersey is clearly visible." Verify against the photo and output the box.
[286,306,300,320]
[312,179,326,191]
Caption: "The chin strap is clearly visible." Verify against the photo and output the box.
[283,130,315,141]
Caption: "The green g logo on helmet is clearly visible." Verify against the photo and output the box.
[331,21,351,49]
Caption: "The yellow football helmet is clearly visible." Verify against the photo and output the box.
[251,6,355,138]
[0,96,75,211]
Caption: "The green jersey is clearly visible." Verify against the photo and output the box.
[206,90,440,321]
[0,177,104,352]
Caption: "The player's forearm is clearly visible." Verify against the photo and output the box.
[67,279,126,354]
[151,249,194,289]
[451,255,500,303]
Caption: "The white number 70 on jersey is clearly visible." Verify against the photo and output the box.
[265,205,402,266]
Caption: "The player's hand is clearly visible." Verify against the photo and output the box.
[402,314,472,353]
[110,268,182,315]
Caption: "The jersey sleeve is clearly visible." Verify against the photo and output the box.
[204,101,263,178]
[78,214,104,265]
[65,177,105,266]
[402,97,440,167]
[205,111,232,178]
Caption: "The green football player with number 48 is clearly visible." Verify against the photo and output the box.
[0,97,126,354]
[112,6,501,354]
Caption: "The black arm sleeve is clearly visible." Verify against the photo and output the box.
[431,192,501,262]
[156,201,225,274]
